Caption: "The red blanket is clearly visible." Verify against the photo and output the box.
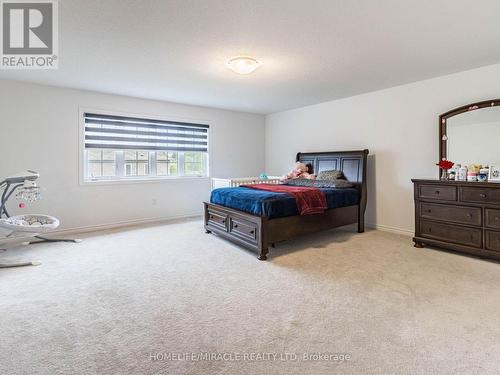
[241,184,327,215]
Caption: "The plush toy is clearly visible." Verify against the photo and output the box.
[468,164,482,174]
[285,162,316,179]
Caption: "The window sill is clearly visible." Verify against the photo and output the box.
[80,176,210,187]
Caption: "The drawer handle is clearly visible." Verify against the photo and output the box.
[427,209,432,213]
[221,219,226,224]
[250,230,255,234]
[480,193,487,198]
[234,224,238,228]
[495,217,500,221]
[434,190,440,195]
[467,213,473,218]
[209,215,214,219]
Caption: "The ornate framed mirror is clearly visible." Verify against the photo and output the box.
[440,99,500,167]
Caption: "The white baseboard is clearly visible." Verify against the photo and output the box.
[3,214,413,243]
[56,218,413,238]
[50,213,203,237]
[366,222,413,237]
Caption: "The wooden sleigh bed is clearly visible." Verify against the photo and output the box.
[204,150,369,260]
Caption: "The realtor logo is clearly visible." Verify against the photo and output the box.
[1,0,58,69]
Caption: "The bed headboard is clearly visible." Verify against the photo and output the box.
[296,149,369,228]
[296,149,369,186]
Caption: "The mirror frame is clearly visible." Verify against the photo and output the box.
[439,99,500,162]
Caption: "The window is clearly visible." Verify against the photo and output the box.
[87,150,116,178]
[125,151,149,177]
[184,152,204,176]
[156,151,178,176]
[83,112,209,181]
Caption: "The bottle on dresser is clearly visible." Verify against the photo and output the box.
[457,165,468,181]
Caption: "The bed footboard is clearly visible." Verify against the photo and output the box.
[204,202,269,260]
[204,202,360,260]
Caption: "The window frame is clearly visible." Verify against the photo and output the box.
[79,108,211,185]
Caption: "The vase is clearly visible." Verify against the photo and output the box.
[440,169,448,180]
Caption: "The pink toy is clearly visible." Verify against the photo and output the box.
[19,202,25,209]
[284,162,316,179]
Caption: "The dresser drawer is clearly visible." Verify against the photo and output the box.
[420,203,481,226]
[418,185,457,201]
[229,216,258,244]
[420,220,482,248]
[485,208,500,229]
[206,208,228,231]
[485,231,500,253]
[460,187,500,204]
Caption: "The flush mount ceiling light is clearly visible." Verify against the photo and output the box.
[226,56,261,75]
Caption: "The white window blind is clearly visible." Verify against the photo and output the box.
[84,113,209,152]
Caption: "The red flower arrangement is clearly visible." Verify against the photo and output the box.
[437,159,454,170]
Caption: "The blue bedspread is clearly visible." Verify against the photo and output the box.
[210,186,359,219]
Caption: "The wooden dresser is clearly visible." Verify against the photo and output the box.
[413,179,500,261]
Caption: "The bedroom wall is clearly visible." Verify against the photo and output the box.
[0,80,265,231]
[265,63,500,234]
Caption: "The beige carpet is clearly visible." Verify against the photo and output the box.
[1,219,500,375]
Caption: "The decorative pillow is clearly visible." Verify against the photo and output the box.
[317,170,346,181]
[284,178,354,188]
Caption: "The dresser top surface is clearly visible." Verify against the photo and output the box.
[412,178,500,187]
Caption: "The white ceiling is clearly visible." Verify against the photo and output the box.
[2,0,500,114]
